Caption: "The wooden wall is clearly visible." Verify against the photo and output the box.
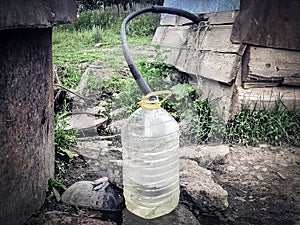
[152,8,300,120]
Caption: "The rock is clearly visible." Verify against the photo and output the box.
[180,144,229,167]
[107,119,126,135]
[61,178,124,211]
[107,159,123,188]
[180,160,228,213]
[180,145,205,167]
[64,107,108,137]
[199,144,229,167]
[122,204,200,225]
[74,140,111,160]
[97,147,123,187]
[258,143,271,149]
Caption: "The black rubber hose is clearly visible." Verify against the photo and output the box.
[121,6,202,96]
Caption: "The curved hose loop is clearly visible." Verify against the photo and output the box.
[121,5,202,96]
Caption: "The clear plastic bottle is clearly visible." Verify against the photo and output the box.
[121,100,180,219]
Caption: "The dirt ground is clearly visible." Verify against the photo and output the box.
[203,144,300,225]
[25,143,300,225]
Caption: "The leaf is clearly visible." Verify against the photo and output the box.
[52,187,61,202]
[171,84,194,100]
[64,149,78,160]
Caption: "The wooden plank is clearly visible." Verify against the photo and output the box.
[206,10,239,25]
[153,24,243,84]
[231,0,300,50]
[238,86,300,110]
[247,46,300,81]
[152,26,167,45]
[283,76,300,86]
[174,48,241,84]
[153,26,190,47]
[156,25,241,53]
[160,47,180,65]
[160,15,193,26]
[160,10,238,26]
[187,24,241,53]
[160,15,177,26]
[243,81,281,89]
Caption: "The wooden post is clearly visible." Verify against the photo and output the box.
[0,1,76,224]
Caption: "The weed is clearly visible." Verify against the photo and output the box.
[91,26,104,43]
[84,76,106,95]
[55,65,83,89]
[54,110,77,161]
[109,62,225,144]
[85,72,130,95]
[226,98,300,146]
[47,102,77,203]
[126,13,160,37]
[182,97,225,144]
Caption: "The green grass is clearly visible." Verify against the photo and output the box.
[52,6,159,84]
[226,100,300,146]
[52,20,156,89]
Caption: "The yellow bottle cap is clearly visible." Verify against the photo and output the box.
[138,90,172,109]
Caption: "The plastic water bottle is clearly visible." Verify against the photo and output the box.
[121,91,180,219]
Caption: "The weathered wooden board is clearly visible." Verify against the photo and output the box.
[284,76,300,86]
[153,23,243,84]
[231,0,300,51]
[153,25,241,53]
[152,26,193,48]
[186,25,241,52]
[243,81,282,89]
[238,87,300,109]
[243,46,300,87]
[174,48,241,84]
[161,10,239,26]
[152,26,167,45]
[160,15,186,26]
[248,47,300,78]
[193,75,238,121]
[207,10,239,25]
[161,47,181,66]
